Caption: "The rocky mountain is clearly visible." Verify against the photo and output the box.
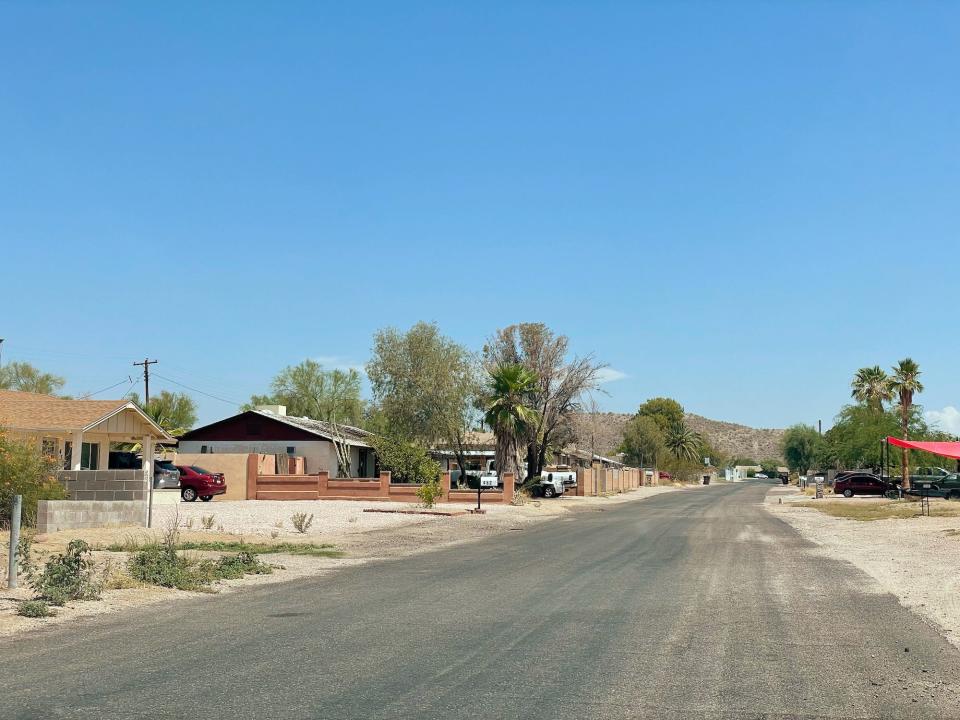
[568,412,784,463]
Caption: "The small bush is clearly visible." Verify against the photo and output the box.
[510,488,529,506]
[128,544,206,591]
[416,478,444,508]
[20,538,101,606]
[201,515,216,530]
[128,544,272,590]
[215,552,272,580]
[291,512,314,534]
[17,600,55,618]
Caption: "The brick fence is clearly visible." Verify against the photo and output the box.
[249,464,515,504]
[37,500,146,533]
[56,469,148,501]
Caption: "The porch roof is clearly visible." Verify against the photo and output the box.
[0,390,173,441]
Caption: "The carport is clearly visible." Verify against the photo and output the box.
[884,436,960,491]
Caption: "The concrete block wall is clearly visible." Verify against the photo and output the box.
[37,500,146,533]
[56,470,148,502]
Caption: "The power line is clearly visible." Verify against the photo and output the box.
[77,377,135,400]
[152,372,242,406]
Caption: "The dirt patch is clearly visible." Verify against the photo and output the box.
[768,486,960,649]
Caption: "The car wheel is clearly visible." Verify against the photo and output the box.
[843,489,854,498]
[949,491,960,501]
[200,495,213,502]
[181,487,198,502]
[543,486,556,498]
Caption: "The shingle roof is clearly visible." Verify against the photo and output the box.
[253,410,373,447]
[0,389,170,438]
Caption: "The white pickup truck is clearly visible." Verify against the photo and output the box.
[543,465,577,491]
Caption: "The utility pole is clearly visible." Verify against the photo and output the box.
[133,358,158,404]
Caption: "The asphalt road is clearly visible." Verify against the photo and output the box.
[3,481,960,719]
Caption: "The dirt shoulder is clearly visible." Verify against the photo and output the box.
[767,485,960,649]
[0,484,702,637]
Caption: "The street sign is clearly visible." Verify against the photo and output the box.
[480,477,498,488]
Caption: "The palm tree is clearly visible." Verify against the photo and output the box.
[484,363,539,480]
[890,358,924,491]
[665,422,702,462]
[850,365,893,411]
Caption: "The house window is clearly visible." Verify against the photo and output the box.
[201,446,208,454]
[286,446,296,455]
[64,442,100,470]
[358,449,368,477]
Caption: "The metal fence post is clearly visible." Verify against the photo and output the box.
[8,494,22,589]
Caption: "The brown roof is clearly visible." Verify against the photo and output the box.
[0,390,135,432]
[0,389,59,402]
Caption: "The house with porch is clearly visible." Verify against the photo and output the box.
[0,389,173,475]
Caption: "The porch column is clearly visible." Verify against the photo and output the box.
[142,435,154,528]
[98,437,110,469]
[71,430,84,470]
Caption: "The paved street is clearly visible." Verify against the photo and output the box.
[3,481,959,719]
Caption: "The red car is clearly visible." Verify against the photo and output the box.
[833,472,893,498]
[175,465,227,502]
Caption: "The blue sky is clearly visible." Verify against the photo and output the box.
[1,2,958,432]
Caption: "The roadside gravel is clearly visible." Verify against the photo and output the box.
[767,485,960,649]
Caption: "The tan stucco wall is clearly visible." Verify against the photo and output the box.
[173,453,251,501]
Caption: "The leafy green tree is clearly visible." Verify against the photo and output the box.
[890,358,924,491]
[366,434,441,484]
[850,366,893,411]
[618,415,665,467]
[366,322,481,473]
[0,362,65,396]
[0,429,66,526]
[781,424,821,475]
[483,364,539,479]
[247,359,363,425]
[665,422,702,462]
[129,390,197,437]
[637,397,685,434]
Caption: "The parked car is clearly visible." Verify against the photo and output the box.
[153,460,181,489]
[907,473,960,500]
[175,465,227,502]
[834,472,894,498]
[109,452,180,489]
[910,466,953,485]
[543,465,577,490]
[531,474,565,499]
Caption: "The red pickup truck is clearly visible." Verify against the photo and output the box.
[175,465,227,502]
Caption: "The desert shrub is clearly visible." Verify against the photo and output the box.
[20,538,101,606]
[128,544,207,591]
[0,430,67,527]
[17,600,55,618]
[291,512,314,534]
[366,434,441,484]
[416,478,444,508]
[201,514,216,530]
[128,544,271,589]
[215,552,272,579]
[510,488,529,506]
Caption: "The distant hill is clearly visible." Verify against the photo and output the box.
[568,412,785,463]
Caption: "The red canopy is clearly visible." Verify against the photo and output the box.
[887,436,960,460]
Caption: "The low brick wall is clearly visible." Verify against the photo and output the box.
[250,471,515,503]
[56,470,148,502]
[36,500,146,533]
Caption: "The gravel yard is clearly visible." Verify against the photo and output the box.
[767,485,960,649]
